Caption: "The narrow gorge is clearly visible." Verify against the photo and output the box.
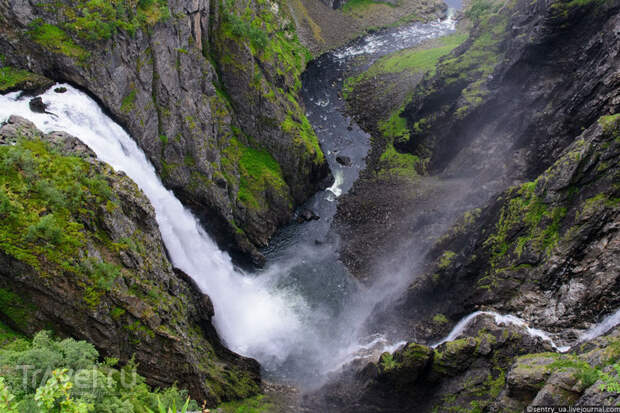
[0,0,618,412]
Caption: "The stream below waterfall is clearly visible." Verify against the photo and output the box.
[3,8,619,396]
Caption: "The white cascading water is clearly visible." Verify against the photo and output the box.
[433,310,620,352]
[579,308,620,343]
[0,86,309,366]
[431,311,570,351]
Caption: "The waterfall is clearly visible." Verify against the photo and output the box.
[0,86,308,367]
[0,14,478,384]
[431,311,571,351]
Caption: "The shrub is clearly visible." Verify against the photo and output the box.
[0,331,199,412]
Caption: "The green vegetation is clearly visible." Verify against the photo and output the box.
[370,33,467,78]
[222,138,289,211]
[0,67,47,93]
[344,33,468,99]
[281,113,324,164]
[0,331,198,412]
[212,0,325,226]
[34,0,169,42]
[343,32,469,181]
[0,137,116,277]
[217,394,273,413]
[0,322,22,347]
[121,89,137,113]
[478,180,566,289]
[432,313,449,325]
[377,143,421,180]
[438,251,456,269]
[342,0,395,13]
[550,0,604,18]
[28,22,89,61]
[598,113,620,136]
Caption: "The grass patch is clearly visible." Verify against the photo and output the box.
[377,143,420,180]
[0,67,48,93]
[222,138,290,212]
[342,0,396,13]
[28,22,89,61]
[345,32,468,97]
[217,394,273,413]
[367,33,468,77]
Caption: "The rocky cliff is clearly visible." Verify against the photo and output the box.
[329,0,620,410]
[0,0,329,265]
[0,116,260,406]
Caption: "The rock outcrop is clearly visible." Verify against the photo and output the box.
[0,0,329,265]
[305,314,551,412]
[0,116,260,406]
[309,315,620,412]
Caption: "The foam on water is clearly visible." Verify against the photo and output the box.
[333,17,456,60]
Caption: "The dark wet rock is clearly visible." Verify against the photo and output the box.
[297,208,320,223]
[336,155,352,166]
[0,117,260,405]
[54,86,67,93]
[28,97,47,113]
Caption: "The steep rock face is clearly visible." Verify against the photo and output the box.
[0,0,329,265]
[385,110,620,345]
[402,0,619,185]
[0,116,260,405]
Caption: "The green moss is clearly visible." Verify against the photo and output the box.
[281,113,324,164]
[0,67,46,93]
[217,394,272,413]
[481,179,567,288]
[438,251,456,269]
[379,106,410,142]
[599,113,620,137]
[28,22,89,61]
[110,307,126,320]
[121,89,137,113]
[0,288,35,331]
[33,0,169,43]
[377,143,421,180]
[433,313,449,325]
[221,138,289,212]
[380,352,398,370]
